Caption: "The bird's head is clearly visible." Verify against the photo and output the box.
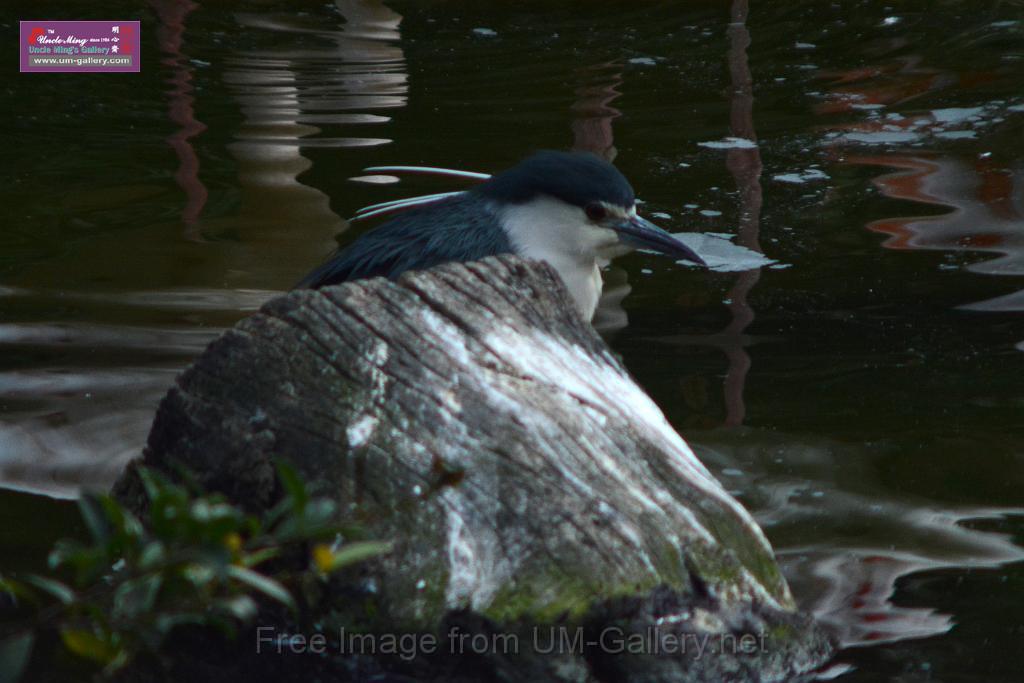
[477,151,706,267]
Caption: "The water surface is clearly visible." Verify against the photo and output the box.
[3,1,1024,679]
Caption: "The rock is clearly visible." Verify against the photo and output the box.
[113,255,833,681]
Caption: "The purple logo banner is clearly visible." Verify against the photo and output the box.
[20,20,140,73]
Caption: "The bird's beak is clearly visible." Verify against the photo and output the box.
[612,215,707,267]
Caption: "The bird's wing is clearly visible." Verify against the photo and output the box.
[296,196,512,289]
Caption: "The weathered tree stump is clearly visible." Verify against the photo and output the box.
[114,255,832,682]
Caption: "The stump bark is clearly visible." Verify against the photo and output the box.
[114,255,832,682]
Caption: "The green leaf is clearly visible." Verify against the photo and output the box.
[240,547,280,568]
[275,460,308,510]
[216,594,258,621]
[137,466,163,503]
[139,469,189,538]
[47,538,87,570]
[300,499,339,531]
[153,612,205,636]
[138,541,167,570]
[76,494,113,545]
[112,574,163,620]
[314,541,392,574]
[0,632,34,683]
[0,576,34,602]
[204,613,239,640]
[182,563,216,587]
[274,499,339,542]
[48,541,107,585]
[60,628,121,665]
[99,496,144,546]
[226,566,296,611]
[24,575,74,605]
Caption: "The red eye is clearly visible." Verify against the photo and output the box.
[585,202,607,221]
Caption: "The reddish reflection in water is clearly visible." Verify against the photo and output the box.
[571,62,622,163]
[848,154,1024,310]
[785,536,1020,647]
[816,53,994,115]
[635,0,768,428]
[785,31,1024,657]
[816,36,1024,314]
[699,433,1024,649]
[783,33,1024,653]
[150,0,208,241]
[720,0,763,428]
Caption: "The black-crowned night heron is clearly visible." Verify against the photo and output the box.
[298,151,706,320]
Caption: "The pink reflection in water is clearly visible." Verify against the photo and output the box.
[849,153,1024,309]
[816,40,1024,316]
[816,53,994,115]
[150,0,208,240]
[571,61,622,163]
[720,0,763,428]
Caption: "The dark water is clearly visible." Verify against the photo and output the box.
[3,1,1024,679]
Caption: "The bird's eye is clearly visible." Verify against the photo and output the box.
[585,202,607,222]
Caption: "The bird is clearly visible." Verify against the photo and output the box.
[297,150,706,320]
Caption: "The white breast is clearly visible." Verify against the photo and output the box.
[497,196,618,321]
[546,259,603,321]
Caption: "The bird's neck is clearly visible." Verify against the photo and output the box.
[497,196,609,320]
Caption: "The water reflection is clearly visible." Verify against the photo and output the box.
[819,43,1024,320]
[217,0,406,286]
[764,22,1024,653]
[651,0,767,427]
[851,154,1024,312]
[0,0,408,497]
[2,5,1024,678]
[0,367,178,499]
[815,53,983,115]
[149,0,207,241]
[570,61,622,162]
[698,432,1024,648]
[720,0,763,428]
